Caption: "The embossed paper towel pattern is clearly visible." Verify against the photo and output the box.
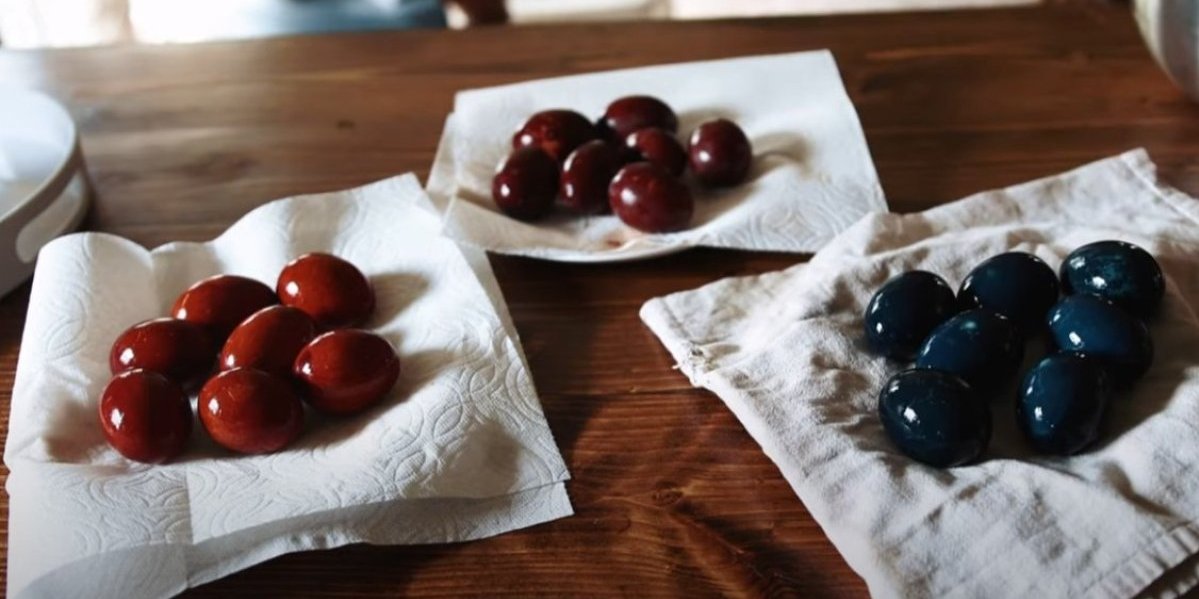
[6,174,572,598]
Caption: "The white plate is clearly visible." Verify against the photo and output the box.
[425,52,887,264]
[0,87,90,298]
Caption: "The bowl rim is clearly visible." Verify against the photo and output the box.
[0,86,82,227]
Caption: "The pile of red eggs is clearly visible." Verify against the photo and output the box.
[99,253,401,464]
[493,95,755,233]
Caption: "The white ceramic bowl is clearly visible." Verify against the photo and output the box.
[0,87,90,298]
[1135,0,1199,101]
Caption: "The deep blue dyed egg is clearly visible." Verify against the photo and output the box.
[958,252,1059,330]
[1046,294,1153,385]
[915,309,1024,394]
[1016,353,1111,456]
[1060,240,1164,318]
[864,271,958,360]
[878,368,990,467]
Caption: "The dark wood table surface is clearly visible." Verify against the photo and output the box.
[2,3,1198,597]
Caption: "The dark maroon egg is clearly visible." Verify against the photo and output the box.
[276,253,375,330]
[172,275,278,342]
[99,369,193,464]
[688,118,753,187]
[608,162,694,233]
[220,306,317,378]
[199,368,305,454]
[512,109,598,163]
[492,146,559,221]
[293,329,401,416]
[109,318,214,385]
[625,128,687,177]
[601,95,678,143]
[559,140,623,215]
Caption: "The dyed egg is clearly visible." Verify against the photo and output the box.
[276,253,375,330]
[878,368,990,467]
[512,109,598,163]
[600,95,679,143]
[293,329,401,416]
[99,369,193,464]
[1046,294,1153,385]
[1060,240,1164,318]
[219,305,317,378]
[109,317,214,385]
[915,309,1023,393]
[687,119,753,187]
[863,271,958,360]
[958,252,1059,330]
[199,367,305,454]
[1016,353,1111,455]
[171,275,279,342]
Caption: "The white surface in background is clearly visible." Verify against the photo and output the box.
[0,137,59,220]
[670,0,1037,18]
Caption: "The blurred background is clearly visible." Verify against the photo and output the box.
[0,0,1052,48]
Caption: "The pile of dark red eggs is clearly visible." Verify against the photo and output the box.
[863,240,1164,467]
[100,253,401,464]
[492,95,754,232]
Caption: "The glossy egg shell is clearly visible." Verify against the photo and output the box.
[1016,353,1111,455]
[171,275,279,342]
[915,309,1024,394]
[99,369,193,464]
[109,317,214,385]
[625,127,687,177]
[878,368,990,467]
[512,109,598,163]
[1060,240,1165,318]
[958,252,1059,330]
[1046,294,1153,385]
[559,140,622,215]
[608,162,693,233]
[293,329,401,416]
[600,95,678,143]
[863,270,958,360]
[277,252,375,330]
[687,118,753,188]
[493,146,559,221]
[220,305,317,378]
[199,367,305,454]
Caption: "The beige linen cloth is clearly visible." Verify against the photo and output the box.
[642,149,1199,598]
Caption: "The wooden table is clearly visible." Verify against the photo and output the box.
[2,3,1197,596]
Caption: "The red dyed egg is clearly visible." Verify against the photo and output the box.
[608,162,693,233]
[219,306,317,378]
[109,318,214,385]
[276,253,375,329]
[512,109,598,163]
[172,275,278,342]
[293,329,401,416]
[199,368,305,455]
[99,369,193,464]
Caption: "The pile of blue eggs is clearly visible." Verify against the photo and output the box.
[863,240,1164,468]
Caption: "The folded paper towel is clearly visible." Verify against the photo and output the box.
[5,174,572,598]
[426,50,887,261]
[642,150,1199,598]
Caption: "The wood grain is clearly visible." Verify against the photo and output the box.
[1,3,1196,596]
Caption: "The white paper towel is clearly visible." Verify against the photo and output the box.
[5,174,572,598]
[642,150,1199,598]
[427,50,887,261]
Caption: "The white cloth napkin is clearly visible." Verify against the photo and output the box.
[641,149,1199,599]
[426,50,887,261]
[5,174,572,598]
